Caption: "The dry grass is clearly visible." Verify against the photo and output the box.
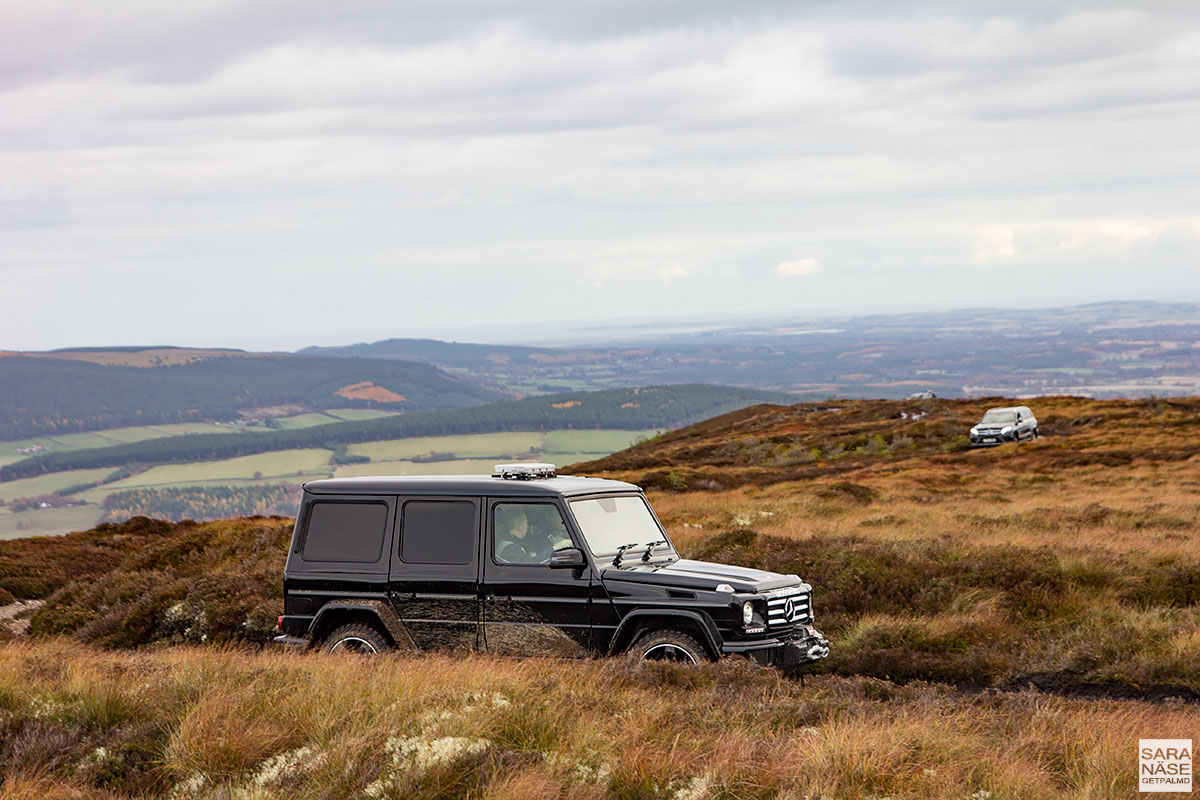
[26,516,293,648]
[0,640,1196,799]
[0,396,1196,798]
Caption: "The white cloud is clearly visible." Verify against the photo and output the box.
[971,226,1016,265]
[1,2,1199,348]
[774,258,821,277]
[659,265,688,284]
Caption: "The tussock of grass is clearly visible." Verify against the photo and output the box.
[24,516,293,647]
[0,641,1195,799]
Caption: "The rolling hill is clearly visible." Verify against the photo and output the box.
[0,394,1196,797]
[0,385,790,481]
[0,349,502,440]
[569,394,1200,489]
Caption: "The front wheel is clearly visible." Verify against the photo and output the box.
[323,622,391,655]
[632,630,710,664]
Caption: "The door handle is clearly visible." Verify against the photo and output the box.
[392,592,416,602]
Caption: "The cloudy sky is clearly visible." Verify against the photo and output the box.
[3,1,1198,350]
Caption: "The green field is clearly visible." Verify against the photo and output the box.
[0,416,405,464]
[334,458,505,478]
[95,449,334,492]
[324,408,399,421]
[543,429,659,453]
[0,504,101,540]
[0,429,652,537]
[346,429,655,462]
[0,468,117,503]
[0,422,239,458]
[333,452,612,479]
[346,432,545,461]
[269,412,341,430]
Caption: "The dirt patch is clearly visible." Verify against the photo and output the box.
[551,400,581,409]
[0,600,45,637]
[334,381,407,403]
[999,671,1200,703]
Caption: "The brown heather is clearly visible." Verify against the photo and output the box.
[0,642,1197,799]
[0,396,1198,797]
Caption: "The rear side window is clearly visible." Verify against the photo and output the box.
[401,501,476,565]
[302,501,388,563]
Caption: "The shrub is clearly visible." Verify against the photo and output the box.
[29,517,293,648]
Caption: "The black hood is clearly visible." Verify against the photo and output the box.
[600,558,801,594]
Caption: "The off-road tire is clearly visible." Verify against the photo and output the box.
[632,629,710,664]
[322,622,391,655]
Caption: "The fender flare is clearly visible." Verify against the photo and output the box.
[608,609,723,659]
[310,599,417,651]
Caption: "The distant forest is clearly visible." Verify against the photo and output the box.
[0,385,789,480]
[0,354,500,439]
[100,485,302,523]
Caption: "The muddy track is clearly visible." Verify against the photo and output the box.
[996,671,1200,704]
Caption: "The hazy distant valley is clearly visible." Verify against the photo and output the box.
[304,300,1200,399]
[2,300,1197,536]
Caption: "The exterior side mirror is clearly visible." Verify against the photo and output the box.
[550,547,585,567]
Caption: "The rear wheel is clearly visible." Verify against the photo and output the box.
[632,629,709,664]
[323,622,390,655]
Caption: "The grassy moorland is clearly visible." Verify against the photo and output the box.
[0,396,1197,797]
[574,396,1200,695]
[1,642,1195,800]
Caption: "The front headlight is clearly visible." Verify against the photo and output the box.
[742,601,754,625]
[1001,426,1014,434]
[970,427,978,436]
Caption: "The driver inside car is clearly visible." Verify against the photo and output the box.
[495,505,570,564]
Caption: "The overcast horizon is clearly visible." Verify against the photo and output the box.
[3,1,1198,351]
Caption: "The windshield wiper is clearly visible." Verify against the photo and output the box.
[640,539,667,562]
[612,542,640,567]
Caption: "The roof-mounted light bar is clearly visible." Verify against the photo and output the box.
[492,462,557,480]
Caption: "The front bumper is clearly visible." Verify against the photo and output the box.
[970,433,1015,447]
[722,625,830,670]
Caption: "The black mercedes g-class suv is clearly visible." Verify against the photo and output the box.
[275,464,829,671]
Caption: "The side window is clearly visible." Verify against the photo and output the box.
[302,501,388,563]
[493,502,572,565]
[401,501,476,565]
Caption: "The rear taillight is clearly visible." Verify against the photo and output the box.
[277,615,284,631]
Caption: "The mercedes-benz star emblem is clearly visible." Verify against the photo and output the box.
[783,598,795,621]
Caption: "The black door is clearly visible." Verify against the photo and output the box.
[482,499,594,656]
[389,496,481,650]
[285,494,396,619]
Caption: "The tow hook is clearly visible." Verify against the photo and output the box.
[797,625,830,662]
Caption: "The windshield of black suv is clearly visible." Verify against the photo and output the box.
[568,495,675,558]
[980,410,1017,424]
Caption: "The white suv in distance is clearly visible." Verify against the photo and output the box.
[970,406,1038,447]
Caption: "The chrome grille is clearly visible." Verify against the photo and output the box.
[765,586,811,628]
